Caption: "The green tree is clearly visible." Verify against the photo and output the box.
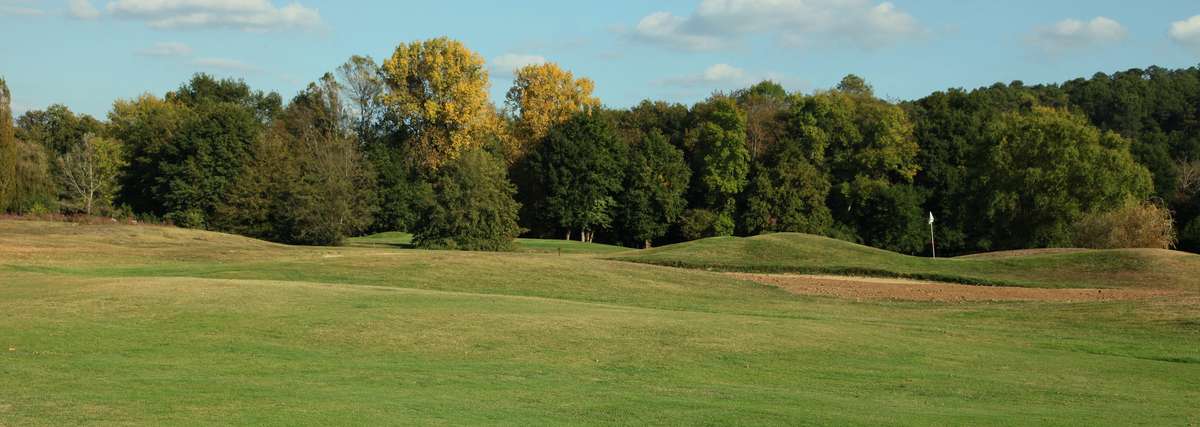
[7,139,58,214]
[979,107,1153,248]
[159,102,260,227]
[688,97,749,236]
[15,104,104,155]
[216,78,377,245]
[413,149,521,251]
[523,112,627,242]
[780,77,922,249]
[109,94,185,215]
[617,131,690,248]
[109,76,277,226]
[740,137,833,236]
[165,73,282,124]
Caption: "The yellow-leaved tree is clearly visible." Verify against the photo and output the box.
[505,62,600,156]
[381,37,495,169]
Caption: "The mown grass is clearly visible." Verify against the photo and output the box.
[612,233,1200,290]
[349,231,631,255]
[1,220,1199,425]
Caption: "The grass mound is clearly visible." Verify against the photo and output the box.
[611,232,1200,290]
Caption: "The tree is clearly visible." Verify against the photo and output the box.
[523,112,626,242]
[336,55,385,144]
[617,131,690,248]
[734,81,789,160]
[839,177,928,253]
[779,77,922,249]
[688,97,749,235]
[216,78,377,245]
[837,74,873,97]
[979,107,1153,248]
[109,94,185,215]
[15,104,104,155]
[740,138,833,236]
[7,139,57,214]
[165,74,282,124]
[0,78,15,212]
[380,37,495,168]
[616,100,691,152]
[109,76,276,226]
[505,62,601,156]
[413,149,521,251]
[57,134,125,215]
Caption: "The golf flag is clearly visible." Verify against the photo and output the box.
[928,212,935,225]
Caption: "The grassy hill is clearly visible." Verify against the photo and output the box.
[1,220,1198,425]
[612,232,1200,290]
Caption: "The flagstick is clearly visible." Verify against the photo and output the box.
[929,212,937,259]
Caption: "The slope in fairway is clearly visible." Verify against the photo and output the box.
[612,232,1200,290]
[1,220,1199,425]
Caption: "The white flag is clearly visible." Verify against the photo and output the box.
[928,212,935,225]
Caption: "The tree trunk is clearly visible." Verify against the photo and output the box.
[565,230,571,241]
[643,239,651,249]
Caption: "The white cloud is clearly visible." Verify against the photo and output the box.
[490,53,547,77]
[137,41,193,57]
[1027,17,1127,55]
[68,0,99,19]
[629,0,925,51]
[105,0,322,31]
[192,57,258,72]
[1169,15,1200,53]
[662,63,751,87]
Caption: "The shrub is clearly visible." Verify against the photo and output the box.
[1072,199,1176,249]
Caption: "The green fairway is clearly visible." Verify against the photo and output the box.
[2,220,1199,425]
[612,232,1200,290]
[349,231,631,255]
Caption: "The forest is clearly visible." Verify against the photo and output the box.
[0,37,1197,255]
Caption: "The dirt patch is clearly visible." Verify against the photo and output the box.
[731,273,1183,302]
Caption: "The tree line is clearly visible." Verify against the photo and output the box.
[0,38,1195,254]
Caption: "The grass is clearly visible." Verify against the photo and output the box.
[349,231,631,255]
[611,232,1200,290]
[1,220,1199,425]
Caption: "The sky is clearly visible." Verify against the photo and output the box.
[2,0,1200,118]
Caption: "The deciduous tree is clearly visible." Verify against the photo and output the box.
[979,107,1153,248]
[57,134,124,215]
[413,149,521,251]
[524,112,626,242]
[0,78,15,212]
[505,62,600,156]
[381,37,494,168]
[617,131,690,248]
[688,97,749,235]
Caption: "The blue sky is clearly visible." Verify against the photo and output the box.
[2,0,1199,118]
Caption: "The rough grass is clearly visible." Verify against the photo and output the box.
[611,233,1200,290]
[1,221,1199,425]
